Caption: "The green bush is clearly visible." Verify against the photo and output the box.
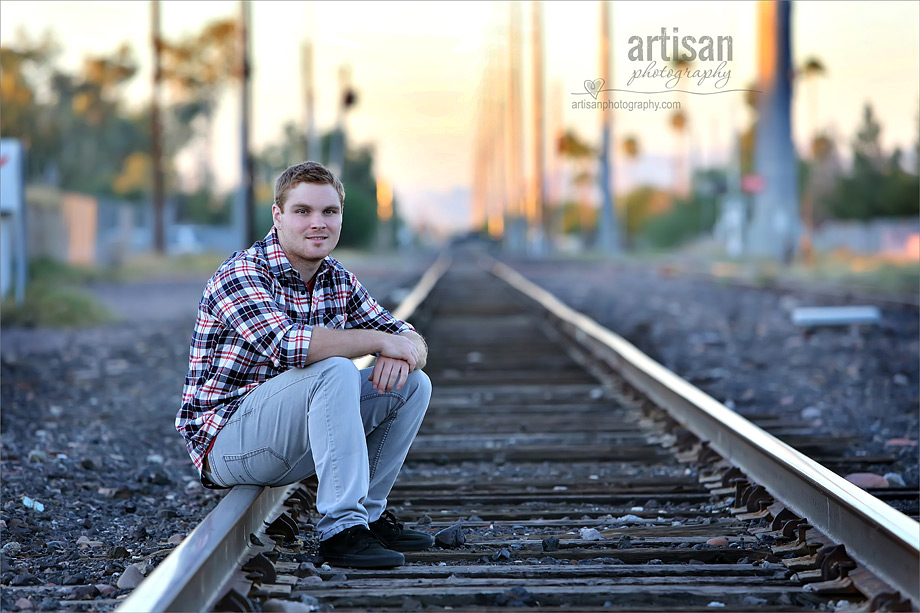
[1,282,114,328]
[638,194,719,249]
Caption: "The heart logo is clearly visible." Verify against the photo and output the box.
[584,78,605,99]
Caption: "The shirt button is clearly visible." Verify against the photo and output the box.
[300,290,306,295]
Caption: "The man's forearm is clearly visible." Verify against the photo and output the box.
[305,327,387,365]
[400,330,428,371]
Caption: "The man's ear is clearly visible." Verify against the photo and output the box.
[271,203,282,226]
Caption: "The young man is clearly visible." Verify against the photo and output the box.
[176,162,433,568]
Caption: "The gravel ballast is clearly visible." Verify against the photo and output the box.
[505,257,919,490]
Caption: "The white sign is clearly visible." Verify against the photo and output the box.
[1,139,25,214]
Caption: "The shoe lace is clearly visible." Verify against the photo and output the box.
[377,510,404,531]
[346,526,386,550]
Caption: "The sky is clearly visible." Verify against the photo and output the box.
[1,1,918,232]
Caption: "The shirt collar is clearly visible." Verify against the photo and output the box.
[261,227,331,284]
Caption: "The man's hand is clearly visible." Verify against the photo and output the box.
[369,356,410,393]
[399,330,428,371]
[378,333,419,370]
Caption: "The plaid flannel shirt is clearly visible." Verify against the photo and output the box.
[176,228,414,473]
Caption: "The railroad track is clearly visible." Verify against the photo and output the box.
[117,256,919,612]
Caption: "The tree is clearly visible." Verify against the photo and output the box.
[557,129,596,244]
[823,103,919,219]
[800,57,826,142]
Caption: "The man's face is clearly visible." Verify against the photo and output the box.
[272,182,343,273]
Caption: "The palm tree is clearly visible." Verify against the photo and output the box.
[669,57,692,197]
[621,135,640,246]
[801,57,826,150]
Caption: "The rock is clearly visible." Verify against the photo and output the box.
[80,458,95,471]
[167,534,184,545]
[298,595,321,607]
[63,573,87,585]
[605,514,655,526]
[415,514,432,525]
[10,573,41,586]
[122,501,137,514]
[76,535,104,548]
[495,586,536,607]
[434,523,465,548]
[38,598,59,612]
[295,562,318,578]
[116,565,145,589]
[263,600,313,613]
[15,598,33,610]
[69,585,100,599]
[644,499,660,509]
[490,548,511,562]
[706,602,726,608]
[800,406,822,420]
[146,454,165,465]
[96,584,117,597]
[706,537,729,546]
[327,573,347,583]
[646,559,664,565]
[2,541,22,556]
[579,528,604,541]
[108,546,130,559]
[28,449,46,463]
[542,536,560,552]
[884,472,906,487]
[845,472,889,489]
[893,373,909,386]
[742,596,768,606]
[146,470,171,486]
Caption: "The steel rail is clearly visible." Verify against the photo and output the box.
[491,259,920,608]
[117,253,451,613]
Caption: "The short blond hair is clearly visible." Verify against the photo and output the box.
[273,161,345,211]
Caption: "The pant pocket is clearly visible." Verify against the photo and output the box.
[223,447,292,486]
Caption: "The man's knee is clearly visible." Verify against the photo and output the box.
[405,369,432,408]
[315,356,361,385]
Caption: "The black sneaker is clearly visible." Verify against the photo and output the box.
[369,510,434,552]
[318,525,405,568]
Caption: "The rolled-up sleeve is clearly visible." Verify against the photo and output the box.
[206,260,313,369]
[344,273,415,335]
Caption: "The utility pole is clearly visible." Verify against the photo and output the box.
[748,0,799,262]
[328,65,354,178]
[596,0,620,253]
[302,41,321,162]
[237,0,254,246]
[505,1,525,252]
[472,93,487,233]
[487,49,505,240]
[531,1,546,254]
[150,0,165,254]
